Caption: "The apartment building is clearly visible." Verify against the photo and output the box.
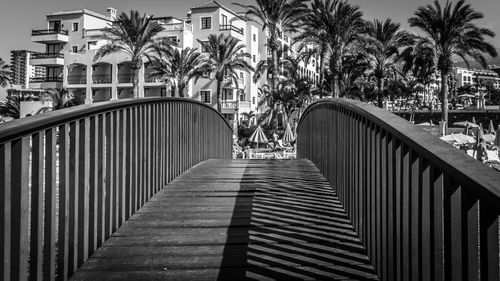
[454,67,500,89]
[26,1,319,127]
[29,8,193,103]
[10,50,46,89]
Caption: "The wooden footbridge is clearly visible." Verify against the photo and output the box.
[1,98,500,281]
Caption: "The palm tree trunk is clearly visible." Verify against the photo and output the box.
[332,72,340,98]
[132,60,141,98]
[272,47,278,94]
[216,78,222,112]
[441,69,449,127]
[178,85,184,98]
[377,78,384,108]
[319,52,326,96]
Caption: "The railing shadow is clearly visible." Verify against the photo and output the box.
[218,159,378,280]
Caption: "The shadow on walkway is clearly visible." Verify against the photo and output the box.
[218,159,378,280]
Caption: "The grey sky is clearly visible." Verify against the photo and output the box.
[0,0,499,96]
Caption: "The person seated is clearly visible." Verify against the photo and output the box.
[276,139,293,151]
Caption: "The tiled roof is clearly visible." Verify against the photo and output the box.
[191,1,243,19]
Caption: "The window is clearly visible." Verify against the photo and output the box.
[252,97,256,105]
[72,22,79,32]
[239,72,244,79]
[200,41,209,53]
[222,15,228,26]
[88,41,97,50]
[200,90,211,103]
[253,34,256,42]
[201,17,211,29]
[202,71,210,78]
[253,55,256,63]
[71,46,78,53]
[167,36,177,44]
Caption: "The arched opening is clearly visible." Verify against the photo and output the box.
[67,63,87,85]
[117,62,133,84]
[92,62,112,84]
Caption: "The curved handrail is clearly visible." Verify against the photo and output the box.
[299,98,500,201]
[0,97,233,143]
[298,98,500,280]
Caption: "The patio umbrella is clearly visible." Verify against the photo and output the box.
[458,94,475,98]
[495,125,500,147]
[483,134,496,143]
[249,125,268,148]
[453,121,479,128]
[477,123,485,141]
[440,133,476,145]
[283,123,295,143]
[489,120,495,134]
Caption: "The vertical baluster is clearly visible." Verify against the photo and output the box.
[68,121,79,275]
[57,124,70,281]
[10,137,30,281]
[480,201,499,281]
[421,160,432,281]
[97,114,105,248]
[119,109,126,225]
[89,116,97,256]
[0,143,11,281]
[125,108,132,220]
[381,130,387,281]
[77,118,90,266]
[402,145,410,281]
[432,168,444,281]
[113,111,119,231]
[375,127,381,275]
[463,186,479,281]
[30,132,44,280]
[44,128,57,280]
[446,179,463,281]
[138,106,144,207]
[105,112,114,239]
[410,152,421,281]
[387,134,395,281]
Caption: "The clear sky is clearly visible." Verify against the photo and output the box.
[1,0,499,96]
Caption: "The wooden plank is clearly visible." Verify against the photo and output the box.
[57,124,70,280]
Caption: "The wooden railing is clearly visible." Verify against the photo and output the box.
[0,98,232,280]
[297,98,500,281]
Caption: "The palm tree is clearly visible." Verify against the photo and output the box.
[365,18,413,107]
[198,34,254,112]
[0,58,11,87]
[0,96,20,119]
[92,10,171,98]
[42,88,79,109]
[236,0,307,94]
[315,0,365,98]
[409,0,497,125]
[149,47,206,97]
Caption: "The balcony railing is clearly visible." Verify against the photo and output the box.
[161,22,192,31]
[297,98,500,281]
[67,75,87,85]
[222,101,238,109]
[92,74,112,84]
[30,77,63,83]
[83,28,107,37]
[31,29,68,36]
[30,53,64,59]
[144,76,163,83]
[219,24,243,35]
[0,98,232,280]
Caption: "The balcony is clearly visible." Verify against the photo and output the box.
[83,28,107,37]
[221,100,238,114]
[29,76,63,89]
[31,29,68,43]
[29,53,64,66]
[67,74,87,85]
[162,22,193,32]
[117,74,133,84]
[238,100,251,110]
[219,24,244,36]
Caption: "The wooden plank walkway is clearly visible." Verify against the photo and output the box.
[70,159,378,281]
